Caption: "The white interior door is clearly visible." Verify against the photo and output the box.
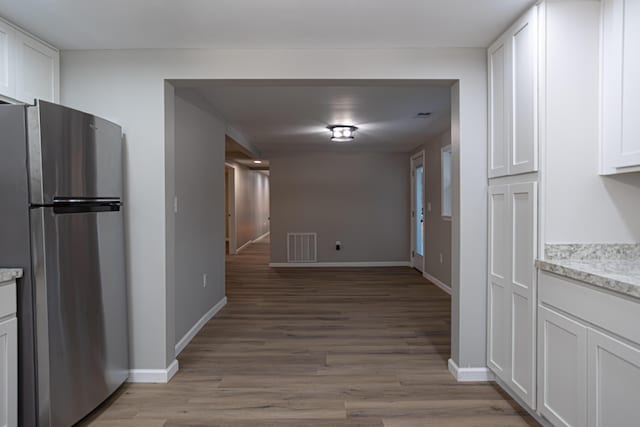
[411,153,425,272]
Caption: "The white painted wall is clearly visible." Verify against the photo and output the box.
[228,163,270,248]
[60,47,488,372]
[542,1,640,245]
[173,90,226,343]
[270,151,409,264]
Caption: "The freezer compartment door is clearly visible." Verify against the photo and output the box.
[28,100,123,205]
[31,206,128,427]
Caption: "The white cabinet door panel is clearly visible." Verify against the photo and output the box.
[488,4,538,177]
[508,182,537,407]
[601,0,640,171]
[619,0,640,167]
[487,181,538,409]
[15,32,59,104]
[0,20,15,98]
[587,329,640,427]
[0,317,17,427]
[539,306,587,427]
[488,40,509,178]
[510,7,538,175]
[488,185,509,378]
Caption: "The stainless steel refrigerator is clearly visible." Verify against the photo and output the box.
[0,100,129,427]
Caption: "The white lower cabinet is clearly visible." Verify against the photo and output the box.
[538,306,587,427]
[538,271,640,427]
[587,329,640,427]
[0,317,17,427]
[487,181,537,409]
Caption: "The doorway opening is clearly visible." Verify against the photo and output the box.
[225,164,236,254]
[411,151,425,272]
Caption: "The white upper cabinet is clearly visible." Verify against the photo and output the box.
[0,18,59,104]
[488,41,509,177]
[15,31,59,104]
[601,0,640,174]
[0,20,15,98]
[488,5,539,178]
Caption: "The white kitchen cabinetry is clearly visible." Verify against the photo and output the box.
[487,181,538,409]
[587,329,640,427]
[538,306,587,427]
[488,5,538,178]
[600,0,640,174]
[539,271,640,427]
[0,276,18,427]
[0,20,15,98]
[0,17,59,104]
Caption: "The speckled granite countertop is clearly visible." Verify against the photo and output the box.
[536,244,640,300]
[0,268,23,283]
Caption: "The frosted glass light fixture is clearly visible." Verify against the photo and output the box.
[328,125,358,142]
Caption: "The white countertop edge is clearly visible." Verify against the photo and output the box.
[0,268,24,283]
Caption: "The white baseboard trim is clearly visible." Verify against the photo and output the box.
[236,240,252,253]
[253,231,270,242]
[422,271,452,295]
[175,297,227,357]
[269,261,411,268]
[128,359,179,383]
[236,231,271,254]
[448,358,495,382]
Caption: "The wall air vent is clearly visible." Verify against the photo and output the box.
[287,232,317,263]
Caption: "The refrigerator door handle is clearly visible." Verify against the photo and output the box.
[52,199,122,215]
[53,197,121,204]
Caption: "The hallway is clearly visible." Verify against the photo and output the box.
[82,238,535,427]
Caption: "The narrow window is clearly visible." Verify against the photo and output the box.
[441,145,452,218]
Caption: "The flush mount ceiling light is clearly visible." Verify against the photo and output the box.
[328,125,358,142]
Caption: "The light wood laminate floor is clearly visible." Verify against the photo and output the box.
[81,237,537,427]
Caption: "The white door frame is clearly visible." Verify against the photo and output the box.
[225,163,237,255]
[410,151,426,272]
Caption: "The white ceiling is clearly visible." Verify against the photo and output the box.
[177,81,452,153]
[0,0,533,50]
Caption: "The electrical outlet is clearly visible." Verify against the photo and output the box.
[427,202,432,212]
[439,253,443,264]
[336,241,341,251]
[203,273,207,288]
[174,196,178,213]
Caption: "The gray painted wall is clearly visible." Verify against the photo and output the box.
[270,151,409,263]
[230,164,270,247]
[415,130,452,287]
[174,91,226,344]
